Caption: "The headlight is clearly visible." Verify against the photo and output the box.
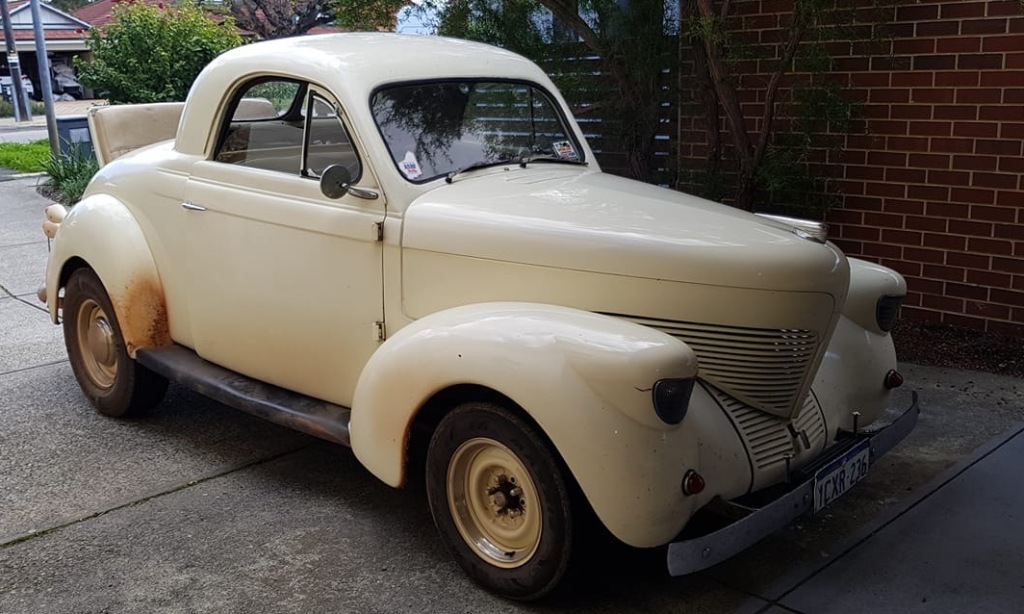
[876,295,904,332]
[652,378,695,425]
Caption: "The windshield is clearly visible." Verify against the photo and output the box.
[372,80,583,183]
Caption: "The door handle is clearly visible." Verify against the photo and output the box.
[182,201,206,211]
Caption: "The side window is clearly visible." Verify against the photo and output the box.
[303,92,362,181]
[214,78,305,173]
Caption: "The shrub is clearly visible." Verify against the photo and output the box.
[77,3,242,104]
[42,146,99,205]
[0,99,47,118]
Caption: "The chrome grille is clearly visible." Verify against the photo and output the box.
[621,316,819,417]
[707,385,828,485]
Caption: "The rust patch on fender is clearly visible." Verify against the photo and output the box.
[113,275,172,355]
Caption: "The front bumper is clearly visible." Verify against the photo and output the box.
[667,391,920,575]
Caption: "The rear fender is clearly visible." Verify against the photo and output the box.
[46,194,170,356]
[350,302,704,546]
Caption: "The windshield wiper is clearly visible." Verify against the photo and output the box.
[518,155,588,168]
[445,159,516,184]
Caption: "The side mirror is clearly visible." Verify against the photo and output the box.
[320,164,352,199]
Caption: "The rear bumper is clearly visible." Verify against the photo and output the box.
[667,391,920,575]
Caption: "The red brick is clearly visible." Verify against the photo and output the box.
[868,151,908,167]
[971,205,1018,223]
[904,291,923,307]
[917,21,960,37]
[883,259,922,277]
[904,275,945,294]
[866,182,907,198]
[997,156,1024,173]
[969,237,1015,255]
[998,191,1022,206]
[991,289,1024,308]
[941,2,987,19]
[897,4,940,20]
[946,251,991,269]
[954,122,996,138]
[967,269,1013,287]
[891,72,933,87]
[860,104,891,120]
[887,136,930,152]
[955,89,1002,105]
[948,282,991,301]
[923,264,967,282]
[927,202,971,219]
[971,172,1018,190]
[843,225,881,241]
[924,232,968,249]
[979,105,1024,122]
[1014,275,1024,291]
[927,169,972,185]
[900,306,944,323]
[937,36,982,54]
[935,71,980,87]
[922,294,965,311]
[862,242,903,259]
[981,71,1024,87]
[870,120,910,136]
[957,54,1004,70]
[911,185,951,201]
[909,153,951,169]
[851,72,891,88]
[864,212,904,228]
[837,179,866,195]
[893,38,936,54]
[994,224,1024,241]
[881,228,922,245]
[1005,89,1024,104]
[950,186,996,204]
[988,320,1024,337]
[967,19,1010,35]
[951,155,997,171]
[1006,53,1024,69]
[887,168,928,183]
[948,219,995,237]
[934,105,977,121]
[885,199,925,215]
[906,215,947,232]
[905,246,947,264]
[977,139,1023,155]
[966,300,1011,319]
[912,89,955,104]
[847,165,885,180]
[982,34,1024,52]
[843,196,882,212]
[929,138,975,154]
[989,1,1024,16]
[891,105,933,120]
[832,239,862,254]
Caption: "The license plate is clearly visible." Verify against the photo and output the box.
[813,440,870,513]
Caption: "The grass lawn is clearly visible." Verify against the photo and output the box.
[0,139,50,172]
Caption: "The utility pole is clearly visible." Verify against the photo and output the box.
[0,0,31,122]
[29,0,57,154]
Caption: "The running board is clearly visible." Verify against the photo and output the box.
[136,345,351,446]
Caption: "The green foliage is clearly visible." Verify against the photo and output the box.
[77,3,242,104]
[0,99,46,119]
[0,139,50,173]
[42,147,100,205]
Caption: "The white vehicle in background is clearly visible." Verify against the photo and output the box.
[39,34,919,600]
[0,74,34,101]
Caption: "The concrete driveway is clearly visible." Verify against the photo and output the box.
[1,175,1022,613]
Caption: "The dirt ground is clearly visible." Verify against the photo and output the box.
[893,319,1023,378]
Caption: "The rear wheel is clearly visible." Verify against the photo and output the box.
[426,402,573,600]
[63,268,168,417]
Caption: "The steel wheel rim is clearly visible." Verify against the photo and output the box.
[447,437,542,568]
[76,298,117,389]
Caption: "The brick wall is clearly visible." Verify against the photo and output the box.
[679,0,1024,338]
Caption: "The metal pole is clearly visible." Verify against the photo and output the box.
[28,0,56,155]
[1,0,30,121]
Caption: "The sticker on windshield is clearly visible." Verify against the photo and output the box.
[552,141,578,160]
[400,151,423,179]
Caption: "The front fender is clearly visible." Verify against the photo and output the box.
[350,302,707,547]
[45,194,170,355]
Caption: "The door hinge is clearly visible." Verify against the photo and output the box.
[374,221,384,242]
[374,321,386,342]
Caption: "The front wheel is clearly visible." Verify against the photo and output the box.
[425,402,573,601]
[63,268,168,417]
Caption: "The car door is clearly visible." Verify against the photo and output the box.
[182,77,384,407]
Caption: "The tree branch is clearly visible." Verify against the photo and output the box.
[754,5,807,169]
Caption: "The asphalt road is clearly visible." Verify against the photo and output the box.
[1,175,1022,613]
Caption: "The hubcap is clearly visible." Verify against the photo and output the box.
[447,438,542,568]
[76,299,117,389]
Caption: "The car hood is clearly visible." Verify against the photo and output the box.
[402,168,847,294]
